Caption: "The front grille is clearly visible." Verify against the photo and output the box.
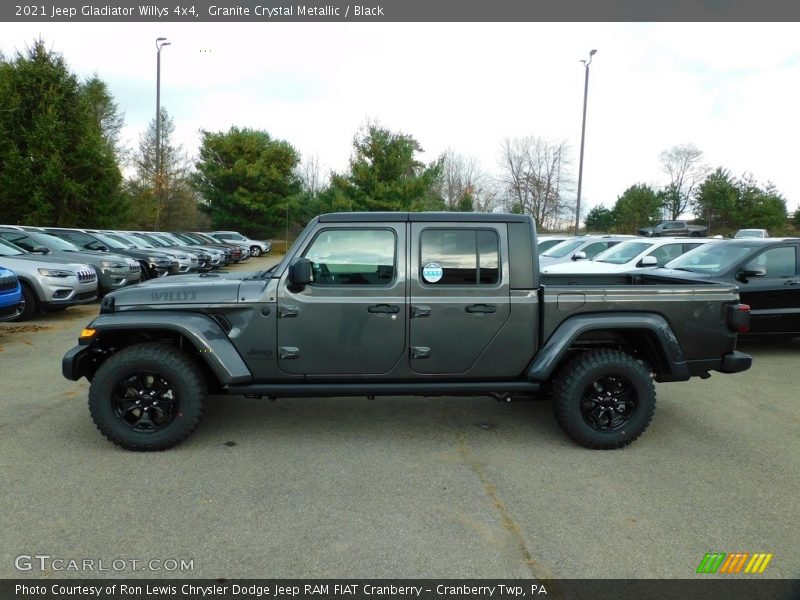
[76,269,96,283]
[129,262,141,273]
[0,275,18,291]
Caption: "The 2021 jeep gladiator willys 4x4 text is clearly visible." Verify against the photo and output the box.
[63,213,752,451]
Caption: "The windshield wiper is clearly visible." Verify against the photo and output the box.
[670,267,698,273]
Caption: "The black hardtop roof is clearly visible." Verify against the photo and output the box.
[317,212,532,223]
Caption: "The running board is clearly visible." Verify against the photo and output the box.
[226,381,541,398]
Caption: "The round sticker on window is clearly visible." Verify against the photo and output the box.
[422,262,443,283]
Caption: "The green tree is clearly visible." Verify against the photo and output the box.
[585,204,615,232]
[612,184,662,233]
[128,108,200,230]
[736,176,787,231]
[0,40,125,227]
[693,168,739,231]
[193,126,301,236]
[325,123,443,212]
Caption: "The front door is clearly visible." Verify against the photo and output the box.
[409,223,510,374]
[276,224,407,375]
[737,245,800,335]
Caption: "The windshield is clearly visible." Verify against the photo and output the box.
[115,233,149,249]
[136,233,167,247]
[541,239,585,258]
[0,238,27,256]
[91,233,129,250]
[595,241,653,264]
[127,234,156,248]
[102,233,137,249]
[735,230,764,238]
[665,242,757,273]
[173,232,200,244]
[33,232,82,251]
[152,233,180,245]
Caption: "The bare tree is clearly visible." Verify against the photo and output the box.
[499,136,574,230]
[297,152,326,197]
[659,143,710,220]
[438,150,500,212]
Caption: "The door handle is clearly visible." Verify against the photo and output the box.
[368,304,400,314]
[411,346,431,359]
[279,305,299,318]
[411,305,431,318]
[784,280,800,286]
[465,304,496,314]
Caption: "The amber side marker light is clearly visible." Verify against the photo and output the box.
[80,328,96,339]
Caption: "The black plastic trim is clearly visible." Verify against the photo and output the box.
[227,381,540,398]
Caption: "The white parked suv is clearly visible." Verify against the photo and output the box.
[542,238,712,274]
[209,231,271,257]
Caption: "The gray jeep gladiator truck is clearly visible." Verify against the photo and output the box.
[63,212,752,451]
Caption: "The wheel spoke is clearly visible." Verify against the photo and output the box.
[112,371,178,433]
[581,374,638,432]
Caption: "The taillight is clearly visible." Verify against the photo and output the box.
[728,303,750,333]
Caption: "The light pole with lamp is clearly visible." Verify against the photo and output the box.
[575,48,597,235]
[155,37,171,179]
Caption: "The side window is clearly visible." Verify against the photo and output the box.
[583,242,611,258]
[304,229,395,286]
[0,232,35,251]
[648,243,683,266]
[753,247,796,278]
[420,229,499,285]
[664,222,681,230]
[684,243,703,252]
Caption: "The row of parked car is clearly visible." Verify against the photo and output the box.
[537,232,800,336]
[0,227,272,322]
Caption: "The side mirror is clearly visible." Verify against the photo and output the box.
[739,264,767,279]
[31,246,50,254]
[88,242,109,251]
[571,251,587,261]
[639,256,658,267]
[288,257,313,286]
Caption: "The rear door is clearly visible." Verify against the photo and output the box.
[409,223,510,374]
[736,244,800,334]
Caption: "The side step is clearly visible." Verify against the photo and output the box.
[227,381,541,398]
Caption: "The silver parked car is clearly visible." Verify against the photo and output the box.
[539,235,636,268]
[0,227,140,293]
[0,238,98,321]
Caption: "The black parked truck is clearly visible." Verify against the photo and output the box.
[63,213,752,451]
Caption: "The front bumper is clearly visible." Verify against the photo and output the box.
[62,345,95,381]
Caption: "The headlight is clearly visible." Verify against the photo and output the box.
[100,260,124,268]
[38,268,74,278]
[147,256,161,263]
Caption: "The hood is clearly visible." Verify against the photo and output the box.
[542,260,636,274]
[107,272,250,307]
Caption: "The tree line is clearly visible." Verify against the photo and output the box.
[0,41,795,240]
[585,143,792,235]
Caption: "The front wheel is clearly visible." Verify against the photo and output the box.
[250,245,262,257]
[552,349,656,449]
[12,282,37,321]
[88,342,207,451]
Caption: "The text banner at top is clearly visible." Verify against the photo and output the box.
[4,0,800,22]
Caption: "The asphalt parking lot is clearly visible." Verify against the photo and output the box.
[1,257,798,579]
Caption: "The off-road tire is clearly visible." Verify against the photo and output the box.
[552,349,656,449]
[88,342,206,451]
[12,282,37,321]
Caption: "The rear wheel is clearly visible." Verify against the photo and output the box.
[690,231,701,237]
[12,282,37,321]
[88,343,207,451]
[552,349,656,449]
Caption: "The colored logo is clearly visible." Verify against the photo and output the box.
[696,552,773,574]
[422,262,443,283]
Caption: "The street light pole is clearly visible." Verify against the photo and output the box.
[155,37,171,179]
[575,48,597,235]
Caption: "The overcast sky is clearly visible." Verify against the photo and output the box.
[2,22,799,217]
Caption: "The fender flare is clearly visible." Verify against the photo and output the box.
[526,312,690,382]
[72,311,252,385]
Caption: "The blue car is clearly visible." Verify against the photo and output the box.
[0,265,22,322]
